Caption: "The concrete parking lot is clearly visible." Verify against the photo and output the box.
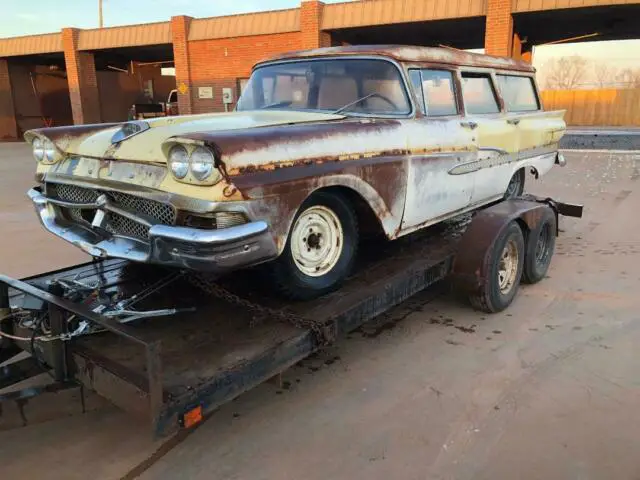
[1,144,639,480]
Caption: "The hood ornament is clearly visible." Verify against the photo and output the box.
[111,120,150,144]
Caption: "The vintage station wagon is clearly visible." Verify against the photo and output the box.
[25,45,566,300]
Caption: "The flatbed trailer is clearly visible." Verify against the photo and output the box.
[0,196,582,437]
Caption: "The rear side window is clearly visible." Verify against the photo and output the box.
[496,75,540,112]
[461,73,500,114]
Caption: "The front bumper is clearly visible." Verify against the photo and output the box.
[28,188,278,272]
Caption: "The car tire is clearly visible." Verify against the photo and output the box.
[469,221,525,313]
[504,169,525,200]
[522,208,556,284]
[270,191,358,301]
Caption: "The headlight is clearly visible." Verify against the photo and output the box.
[169,145,189,179]
[190,147,214,181]
[43,139,56,162]
[32,137,44,162]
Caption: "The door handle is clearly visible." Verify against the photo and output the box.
[460,120,478,130]
[507,118,521,126]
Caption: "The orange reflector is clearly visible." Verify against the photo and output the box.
[182,406,203,428]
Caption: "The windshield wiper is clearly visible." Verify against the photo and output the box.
[332,93,377,114]
[261,100,293,109]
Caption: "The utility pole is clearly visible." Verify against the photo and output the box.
[98,0,104,28]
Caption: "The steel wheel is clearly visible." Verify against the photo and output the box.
[290,205,344,277]
[497,238,519,294]
[505,169,524,199]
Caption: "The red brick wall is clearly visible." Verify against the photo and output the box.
[171,16,194,115]
[485,0,513,57]
[187,32,302,114]
[0,59,18,139]
[62,28,101,124]
[301,1,331,50]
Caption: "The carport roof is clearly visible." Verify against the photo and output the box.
[260,45,536,72]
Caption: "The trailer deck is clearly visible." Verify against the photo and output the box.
[0,197,581,437]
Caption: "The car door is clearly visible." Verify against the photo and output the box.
[457,71,519,205]
[400,68,477,231]
[495,73,565,176]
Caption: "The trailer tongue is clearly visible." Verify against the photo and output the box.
[0,196,581,437]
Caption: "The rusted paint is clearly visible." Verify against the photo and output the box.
[261,45,535,73]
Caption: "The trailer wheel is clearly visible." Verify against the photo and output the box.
[504,169,525,200]
[522,208,556,284]
[469,221,525,313]
[270,191,358,300]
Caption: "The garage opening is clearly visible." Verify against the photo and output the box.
[92,44,176,123]
[328,16,486,51]
[9,53,71,135]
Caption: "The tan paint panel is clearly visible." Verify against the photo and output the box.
[513,0,631,11]
[321,0,485,29]
[188,9,299,41]
[77,23,171,50]
[0,33,62,57]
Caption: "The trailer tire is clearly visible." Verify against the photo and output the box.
[270,191,358,301]
[469,221,525,313]
[522,208,556,284]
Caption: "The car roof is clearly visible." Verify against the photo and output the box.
[259,44,535,73]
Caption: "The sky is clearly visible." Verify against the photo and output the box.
[2,0,639,77]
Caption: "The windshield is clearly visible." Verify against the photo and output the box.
[236,59,411,116]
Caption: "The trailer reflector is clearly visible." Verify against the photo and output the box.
[181,406,203,429]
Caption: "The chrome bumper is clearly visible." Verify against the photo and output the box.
[28,188,278,272]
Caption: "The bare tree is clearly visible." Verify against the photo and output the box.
[542,56,589,90]
[617,68,640,88]
[594,63,617,88]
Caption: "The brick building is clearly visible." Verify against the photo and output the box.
[0,0,638,139]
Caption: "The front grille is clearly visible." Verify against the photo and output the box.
[47,183,176,241]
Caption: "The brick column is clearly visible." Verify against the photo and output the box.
[484,0,513,57]
[0,59,18,139]
[62,28,101,124]
[301,1,331,50]
[171,16,193,115]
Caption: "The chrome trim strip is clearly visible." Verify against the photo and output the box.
[149,222,268,244]
[448,144,559,176]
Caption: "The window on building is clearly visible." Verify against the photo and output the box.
[460,73,500,114]
[496,74,540,112]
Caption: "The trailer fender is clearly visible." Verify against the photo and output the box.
[451,199,557,297]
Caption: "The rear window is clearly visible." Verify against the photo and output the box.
[461,73,500,115]
[496,75,540,112]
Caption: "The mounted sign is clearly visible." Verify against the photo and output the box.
[198,87,213,99]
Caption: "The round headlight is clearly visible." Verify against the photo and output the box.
[32,137,44,162]
[169,145,189,179]
[43,139,56,162]
[190,147,215,181]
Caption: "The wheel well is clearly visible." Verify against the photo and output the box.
[311,186,385,239]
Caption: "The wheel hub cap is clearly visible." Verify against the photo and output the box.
[291,205,343,277]
[497,239,519,294]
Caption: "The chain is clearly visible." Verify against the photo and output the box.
[186,273,334,346]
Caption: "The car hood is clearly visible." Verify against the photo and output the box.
[26,110,346,164]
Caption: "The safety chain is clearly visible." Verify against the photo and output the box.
[186,273,334,346]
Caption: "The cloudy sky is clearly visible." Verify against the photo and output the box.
[2,0,639,75]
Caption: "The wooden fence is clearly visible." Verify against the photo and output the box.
[540,88,640,126]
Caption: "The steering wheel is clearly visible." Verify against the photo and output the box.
[364,93,398,110]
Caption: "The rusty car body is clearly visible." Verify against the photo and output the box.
[24,45,567,299]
